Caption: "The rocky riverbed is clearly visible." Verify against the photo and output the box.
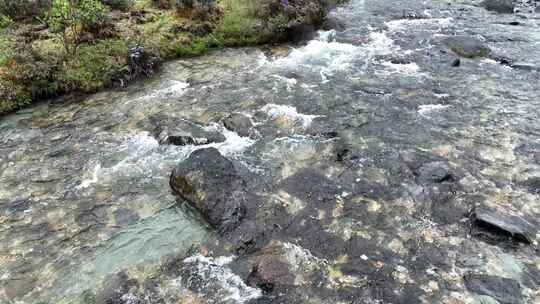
[1,0,540,303]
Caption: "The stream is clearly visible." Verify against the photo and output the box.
[1,0,540,303]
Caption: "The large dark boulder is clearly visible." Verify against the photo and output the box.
[481,0,515,14]
[443,36,490,58]
[170,148,247,232]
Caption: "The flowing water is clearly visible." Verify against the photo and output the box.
[1,0,540,303]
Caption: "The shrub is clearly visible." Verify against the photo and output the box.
[0,0,52,20]
[216,0,267,45]
[0,45,56,114]
[47,0,106,54]
[101,0,132,11]
[0,13,11,28]
[57,39,128,92]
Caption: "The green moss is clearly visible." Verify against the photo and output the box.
[57,39,129,92]
[0,33,14,65]
[173,36,212,56]
[1,0,340,115]
[214,0,265,46]
[0,13,11,28]
[0,80,32,114]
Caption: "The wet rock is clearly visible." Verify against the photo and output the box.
[416,161,455,183]
[481,0,516,14]
[144,114,225,146]
[247,240,323,292]
[443,36,491,58]
[471,207,536,244]
[286,24,317,42]
[223,113,253,137]
[127,45,160,80]
[3,275,37,300]
[284,217,346,259]
[464,273,522,304]
[248,253,295,292]
[232,220,273,255]
[509,62,540,72]
[520,177,540,194]
[113,208,140,226]
[170,148,247,232]
[322,16,346,31]
[98,271,140,304]
[451,58,461,67]
[178,255,262,303]
[3,199,31,220]
[264,0,332,42]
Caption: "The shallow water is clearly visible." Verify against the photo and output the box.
[1,0,540,303]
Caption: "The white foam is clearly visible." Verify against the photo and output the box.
[78,163,101,189]
[274,39,358,69]
[318,30,337,42]
[265,29,400,82]
[182,255,262,303]
[76,126,255,190]
[366,31,397,55]
[133,80,190,103]
[261,104,321,128]
[281,242,326,272]
[434,93,450,99]
[379,61,421,76]
[385,18,454,32]
[272,75,298,91]
[418,104,451,117]
[204,124,256,156]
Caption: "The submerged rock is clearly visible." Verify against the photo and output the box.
[416,161,455,183]
[98,271,140,304]
[464,273,522,304]
[509,62,540,72]
[443,36,490,58]
[247,240,324,292]
[481,0,516,14]
[322,15,346,31]
[471,207,536,244]
[170,148,247,232]
[223,113,254,137]
[143,114,225,146]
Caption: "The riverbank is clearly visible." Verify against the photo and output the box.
[1,0,539,303]
[0,0,344,115]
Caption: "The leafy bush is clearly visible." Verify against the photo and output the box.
[0,0,52,20]
[153,0,216,18]
[47,0,106,54]
[0,13,11,27]
[0,46,56,114]
[57,39,128,92]
[216,0,267,45]
[101,0,132,11]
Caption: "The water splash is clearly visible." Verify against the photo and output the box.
[180,255,262,304]
[378,61,422,76]
[385,18,454,32]
[261,104,321,129]
[418,104,451,117]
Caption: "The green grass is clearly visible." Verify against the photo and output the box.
[0,0,316,115]
[58,39,129,92]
